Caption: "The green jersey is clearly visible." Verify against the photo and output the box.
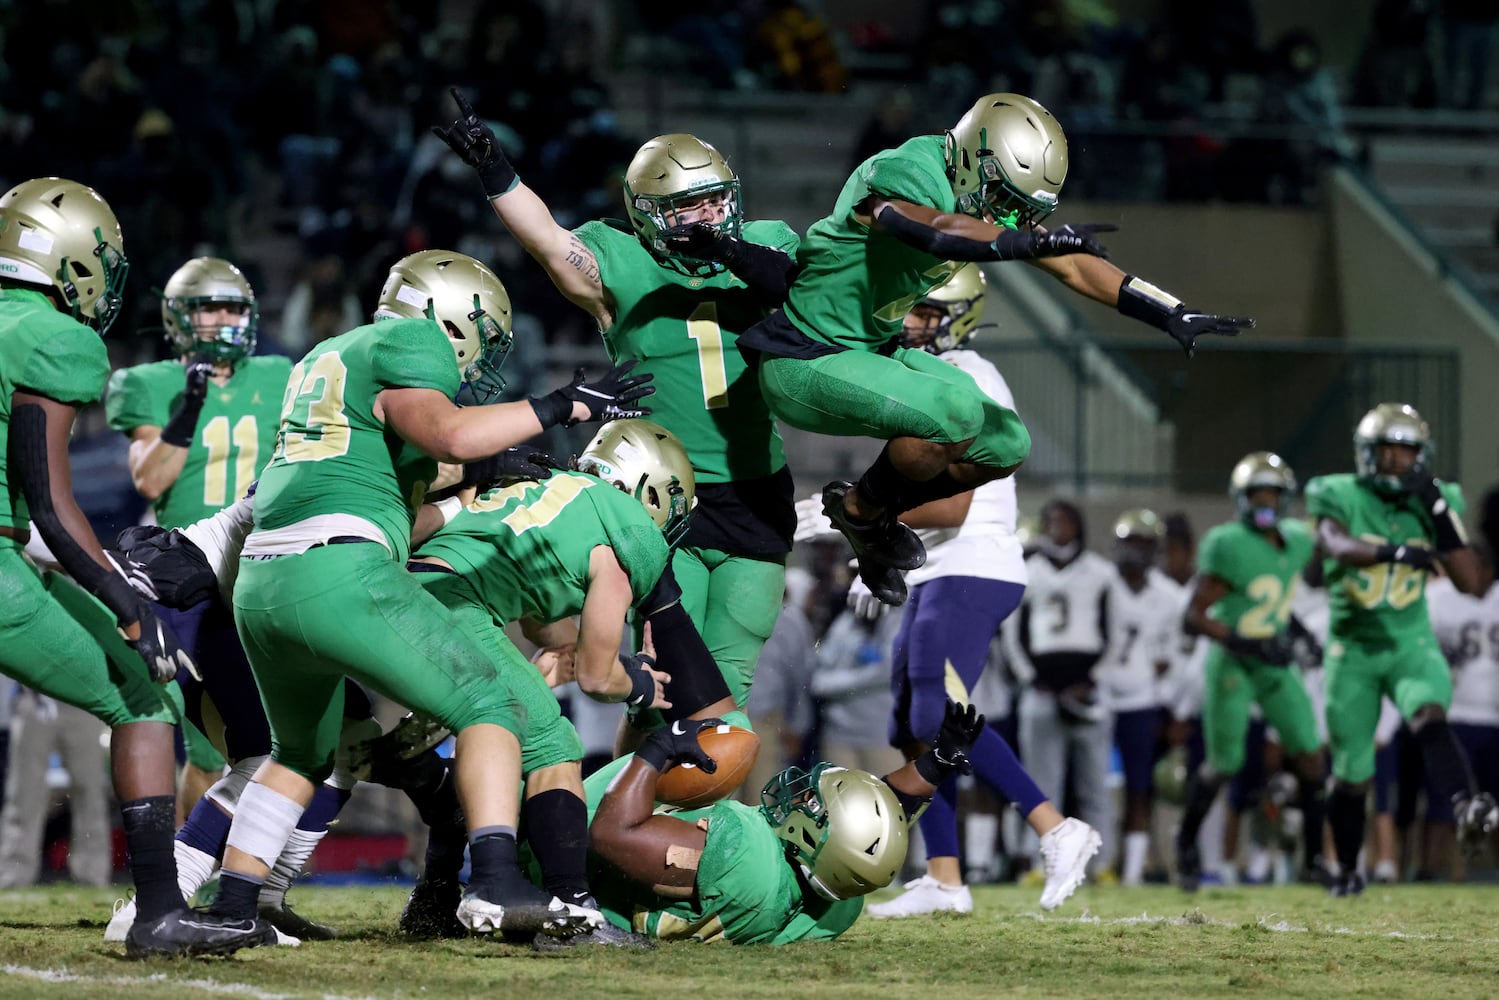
[584,795,862,945]
[576,219,797,484]
[1305,473,1465,648]
[252,318,457,562]
[104,355,291,528]
[1198,518,1317,639]
[784,135,963,352]
[413,471,668,624]
[0,288,109,530]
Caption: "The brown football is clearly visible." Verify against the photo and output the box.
[654,723,761,809]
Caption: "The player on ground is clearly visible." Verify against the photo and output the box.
[154,249,654,951]
[1178,453,1329,890]
[580,700,985,944]
[1306,404,1499,896]
[434,91,795,712]
[851,265,1097,918]
[0,177,248,957]
[675,92,1252,605]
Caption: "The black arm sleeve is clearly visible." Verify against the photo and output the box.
[874,205,1040,261]
[11,403,141,624]
[882,777,930,819]
[643,600,731,722]
[718,238,801,308]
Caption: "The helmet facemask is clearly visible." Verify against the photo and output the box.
[623,134,743,276]
[68,229,129,334]
[901,264,987,354]
[160,257,259,365]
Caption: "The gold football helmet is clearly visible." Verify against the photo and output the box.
[161,257,258,364]
[0,177,128,333]
[761,763,909,901]
[374,250,513,403]
[903,263,988,354]
[623,134,742,272]
[1113,508,1163,571]
[1354,403,1431,490]
[945,94,1067,227]
[1229,451,1296,527]
[576,418,697,547]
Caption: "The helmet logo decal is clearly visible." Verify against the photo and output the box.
[394,283,429,310]
[17,227,53,253]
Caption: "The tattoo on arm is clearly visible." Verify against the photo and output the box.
[564,235,601,285]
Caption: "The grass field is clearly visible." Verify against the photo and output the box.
[1,882,1496,999]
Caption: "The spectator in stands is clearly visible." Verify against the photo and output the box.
[750,1,847,94]
[1440,0,1499,109]
[1353,0,1440,108]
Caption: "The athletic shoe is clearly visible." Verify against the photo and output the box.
[1455,791,1499,857]
[1329,871,1366,898]
[1038,818,1101,911]
[400,879,467,939]
[532,921,655,951]
[124,907,277,959]
[457,882,600,938]
[858,561,909,607]
[821,481,927,571]
[1299,856,1337,888]
[260,900,336,941]
[1371,859,1398,884]
[866,875,973,918]
[105,895,136,943]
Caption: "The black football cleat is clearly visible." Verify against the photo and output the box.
[1455,792,1499,857]
[1175,835,1201,893]
[125,907,277,959]
[532,921,655,951]
[260,900,337,941]
[821,481,926,572]
[457,881,600,938]
[1329,871,1366,898]
[400,878,467,939]
[859,560,909,607]
[1298,856,1337,888]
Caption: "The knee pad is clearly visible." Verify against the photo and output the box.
[206,754,268,813]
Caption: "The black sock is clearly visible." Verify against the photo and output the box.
[423,823,469,884]
[395,753,463,829]
[1298,776,1328,869]
[894,471,967,514]
[211,871,263,919]
[120,796,184,921]
[521,789,590,904]
[468,829,529,893]
[1414,719,1477,807]
[1328,787,1367,873]
[854,446,905,516]
[1178,769,1224,847]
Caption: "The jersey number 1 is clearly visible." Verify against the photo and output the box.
[200,415,259,507]
[687,303,729,410]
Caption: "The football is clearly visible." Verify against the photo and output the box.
[654,723,761,809]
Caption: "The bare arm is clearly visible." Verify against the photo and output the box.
[576,545,669,706]
[125,425,190,500]
[1316,516,1392,568]
[1028,251,1128,306]
[590,757,705,899]
[521,615,579,649]
[1442,546,1484,595]
[899,491,974,530]
[1183,574,1233,641]
[376,387,585,464]
[485,181,615,330]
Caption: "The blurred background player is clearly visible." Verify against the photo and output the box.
[1178,453,1328,890]
[739,567,817,803]
[865,265,1098,918]
[1307,403,1499,897]
[1098,509,1181,886]
[1004,499,1115,876]
[435,91,796,717]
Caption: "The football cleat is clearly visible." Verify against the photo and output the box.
[457,882,601,938]
[821,481,926,571]
[400,878,468,939]
[1298,856,1337,888]
[1038,818,1101,911]
[866,875,974,918]
[1329,871,1366,898]
[260,900,336,941]
[1175,831,1202,893]
[1371,859,1398,884]
[531,921,655,951]
[343,711,452,783]
[858,560,909,607]
[1454,792,1499,857]
[105,895,136,943]
[124,907,277,959]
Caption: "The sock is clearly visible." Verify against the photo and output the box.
[396,753,464,830]
[423,822,469,884]
[894,471,967,514]
[964,812,1000,878]
[854,446,906,515]
[468,827,529,893]
[1122,831,1149,885]
[970,726,1047,817]
[174,841,218,903]
[521,789,590,904]
[1298,776,1328,869]
[178,797,233,858]
[121,795,184,921]
[1178,767,1226,847]
[1414,719,1478,807]
[916,776,961,860]
[1328,787,1367,874]
[257,782,349,907]
[212,870,264,918]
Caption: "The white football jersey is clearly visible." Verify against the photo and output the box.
[1003,550,1114,683]
[908,350,1027,587]
[1096,567,1184,712]
[1426,577,1499,727]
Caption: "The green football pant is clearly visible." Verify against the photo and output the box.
[418,572,584,775]
[759,345,1031,469]
[668,546,785,710]
[1324,634,1451,784]
[233,544,525,783]
[1201,647,1321,775]
[0,541,177,727]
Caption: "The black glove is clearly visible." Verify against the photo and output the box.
[659,222,728,262]
[1403,462,1445,513]
[463,448,558,491]
[1223,631,1296,667]
[914,700,986,783]
[126,603,200,683]
[1163,308,1255,359]
[636,717,723,773]
[530,360,655,429]
[1283,615,1324,669]
[620,651,662,708]
[430,86,518,198]
[1375,542,1439,571]
[992,223,1116,261]
[159,357,214,447]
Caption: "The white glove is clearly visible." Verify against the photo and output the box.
[794,492,838,543]
[846,573,887,622]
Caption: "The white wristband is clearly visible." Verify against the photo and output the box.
[434,497,464,526]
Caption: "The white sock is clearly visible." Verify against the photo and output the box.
[964,813,999,877]
[260,827,327,908]
[174,841,219,902]
[1122,831,1149,885]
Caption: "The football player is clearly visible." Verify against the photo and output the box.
[0,177,246,957]
[1178,454,1328,890]
[1097,509,1182,886]
[672,92,1252,606]
[435,90,796,716]
[157,249,653,951]
[1306,404,1499,896]
[860,266,1099,918]
[580,700,985,944]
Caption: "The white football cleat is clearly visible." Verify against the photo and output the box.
[105,895,136,943]
[1038,818,1101,911]
[866,875,973,918]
